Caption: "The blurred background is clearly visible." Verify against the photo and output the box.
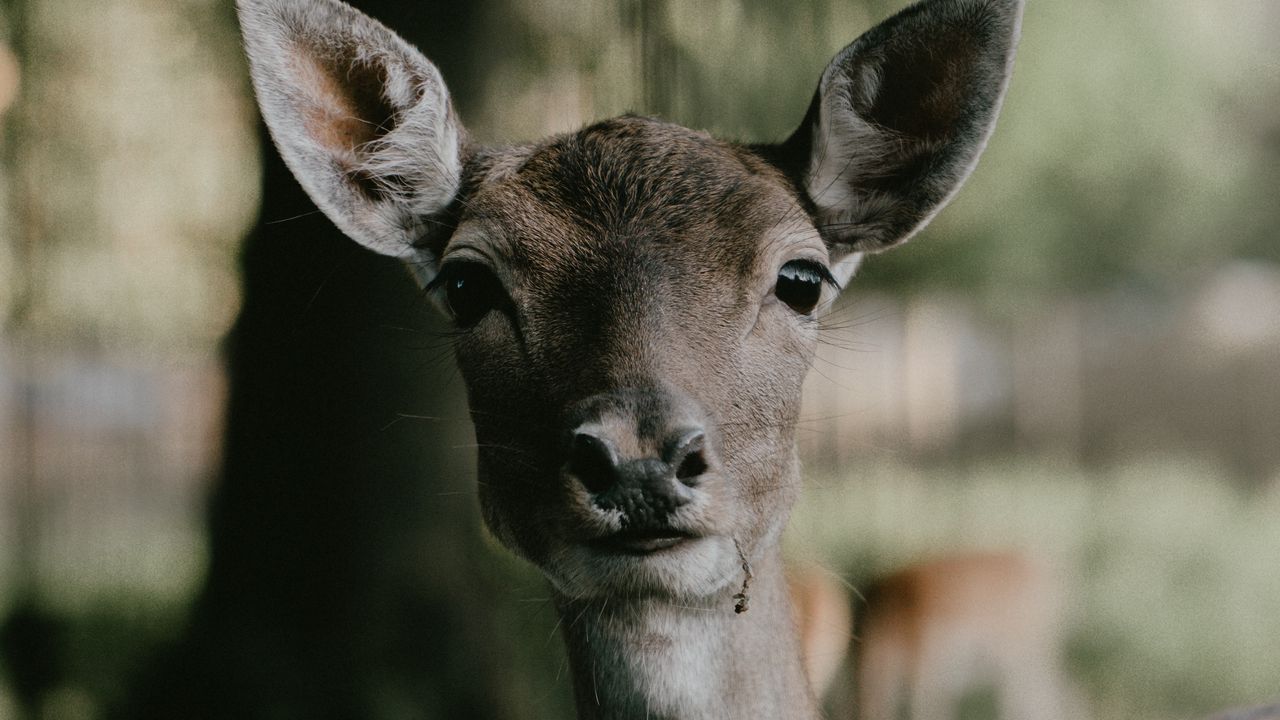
[0,0,1277,718]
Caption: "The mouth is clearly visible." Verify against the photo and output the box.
[590,528,697,556]
[549,531,735,599]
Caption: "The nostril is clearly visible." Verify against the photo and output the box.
[675,451,707,483]
[569,431,618,493]
[670,430,709,486]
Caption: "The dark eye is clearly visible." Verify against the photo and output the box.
[775,259,832,315]
[438,261,504,327]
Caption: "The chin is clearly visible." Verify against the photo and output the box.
[544,535,740,602]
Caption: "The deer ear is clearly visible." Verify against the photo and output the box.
[772,0,1022,275]
[238,0,464,281]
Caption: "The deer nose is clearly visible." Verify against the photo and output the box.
[567,428,710,520]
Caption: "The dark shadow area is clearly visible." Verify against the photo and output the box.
[114,2,559,718]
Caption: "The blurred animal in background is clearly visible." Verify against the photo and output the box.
[791,553,1078,720]
[789,562,856,698]
[851,553,1074,720]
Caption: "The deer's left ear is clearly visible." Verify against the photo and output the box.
[767,0,1023,280]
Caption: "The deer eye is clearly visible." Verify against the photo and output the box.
[775,259,833,315]
[438,261,504,327]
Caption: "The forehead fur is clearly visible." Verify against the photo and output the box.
[516,116,796,232]
[449,116,808,270]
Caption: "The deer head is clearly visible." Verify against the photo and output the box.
[238,0,1021,714]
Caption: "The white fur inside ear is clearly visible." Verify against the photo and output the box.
[351,55,462,222]
[806,60,891,227]
[238,0,463,273]
[829,251,864,289]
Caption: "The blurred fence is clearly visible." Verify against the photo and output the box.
[801,260,1280,482]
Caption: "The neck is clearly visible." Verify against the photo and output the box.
[556,545,818,720]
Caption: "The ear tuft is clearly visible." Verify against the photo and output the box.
[771,0,1023,262]
[237,0,465,275]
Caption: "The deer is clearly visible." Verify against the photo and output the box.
[844,552,1072,720]
[784,553,1070,720]
[236,0,1023,717]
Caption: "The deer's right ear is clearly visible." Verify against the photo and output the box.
[765,0,1022,281]
[238,0,464,282]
